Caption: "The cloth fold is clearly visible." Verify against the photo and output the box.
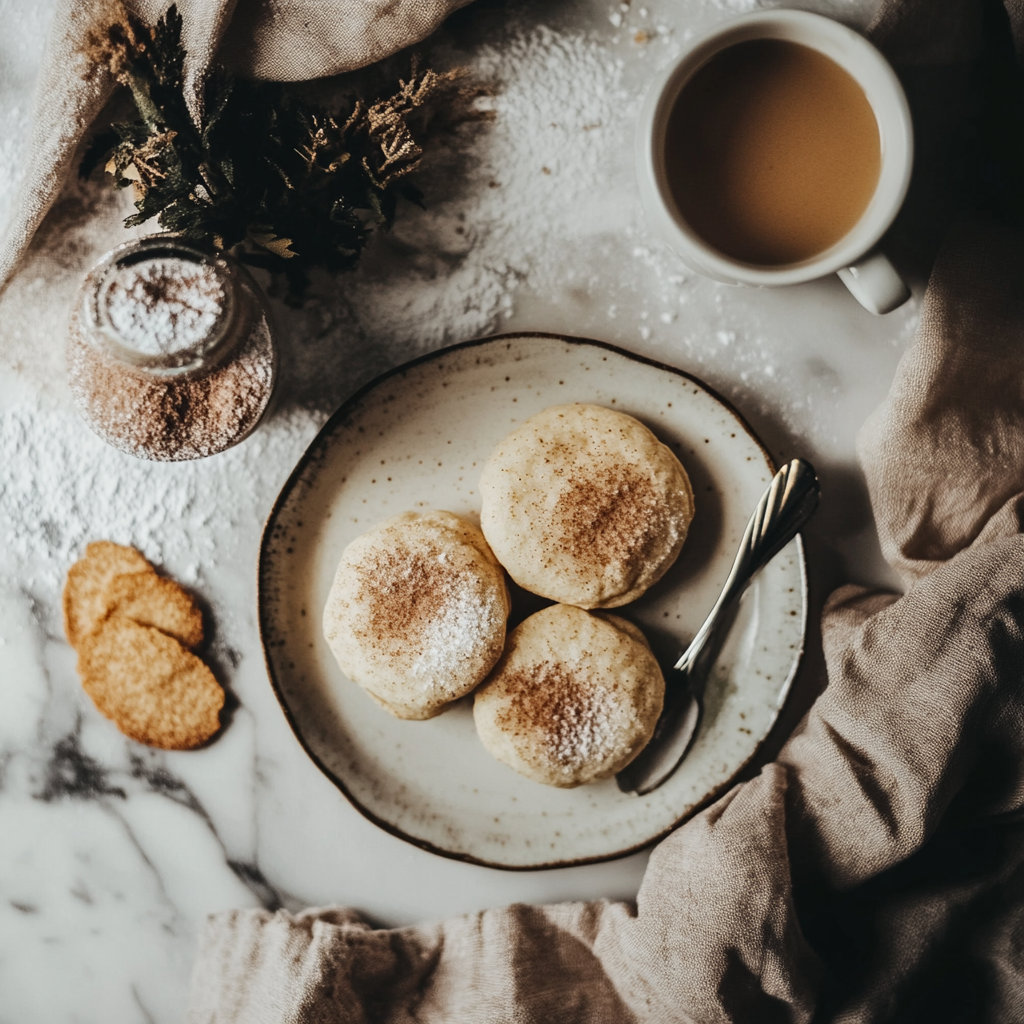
[0,0,473,291]
[859,222,1024,584]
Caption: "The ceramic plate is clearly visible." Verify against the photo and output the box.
[259,334,806,869]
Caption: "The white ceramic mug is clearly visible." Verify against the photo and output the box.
[636,10,913,315]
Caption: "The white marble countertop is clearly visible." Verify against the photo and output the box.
[0,0,913,1020]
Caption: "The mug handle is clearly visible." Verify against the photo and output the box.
[837,250,910,315]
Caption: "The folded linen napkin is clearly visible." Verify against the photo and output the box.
[186,2,1024,1021]
[0,0,473,291]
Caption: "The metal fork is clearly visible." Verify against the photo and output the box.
[616,458,820,796]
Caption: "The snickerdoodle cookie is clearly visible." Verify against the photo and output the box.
[323,510,510,720]
[473,604,665,787]
[479,404,694,609]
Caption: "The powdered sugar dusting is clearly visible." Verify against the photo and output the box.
[0,394,320,616]
[349,538,506,699]
[545,685,617,773]
[103,258,226,356]
[411,573,504,686]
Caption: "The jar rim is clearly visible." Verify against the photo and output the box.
[83,236,241,377]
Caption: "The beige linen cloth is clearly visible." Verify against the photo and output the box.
[0,0,473,290]
[184,2,1024,1022]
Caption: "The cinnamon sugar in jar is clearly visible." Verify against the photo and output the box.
[68,236,277,461]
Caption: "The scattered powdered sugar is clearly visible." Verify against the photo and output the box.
[545,687,616,773]
[103,258,226,356]
[330,24,635,353]
[706,0,761,13]
[0,392,321,632]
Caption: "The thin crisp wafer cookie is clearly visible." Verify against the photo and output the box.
[106,572,204,649]
[63,540,152,647]
[77,616,223,750]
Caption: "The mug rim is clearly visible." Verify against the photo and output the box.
[637,9,914,286]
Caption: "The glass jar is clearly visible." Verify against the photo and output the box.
[67,235,277,461]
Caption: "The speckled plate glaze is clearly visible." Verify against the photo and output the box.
[259,334,806,869]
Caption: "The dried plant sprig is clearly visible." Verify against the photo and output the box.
[81,4,487,302]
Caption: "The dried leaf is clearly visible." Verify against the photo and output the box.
[251,233,298,259]
[80,3,484,302]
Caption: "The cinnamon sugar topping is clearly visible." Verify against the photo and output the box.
[497,660,618,773]
[555,466,671,579]
[353,546,503,686]
[68,316,274,462]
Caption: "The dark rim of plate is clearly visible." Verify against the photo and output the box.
[256,331,807,871]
